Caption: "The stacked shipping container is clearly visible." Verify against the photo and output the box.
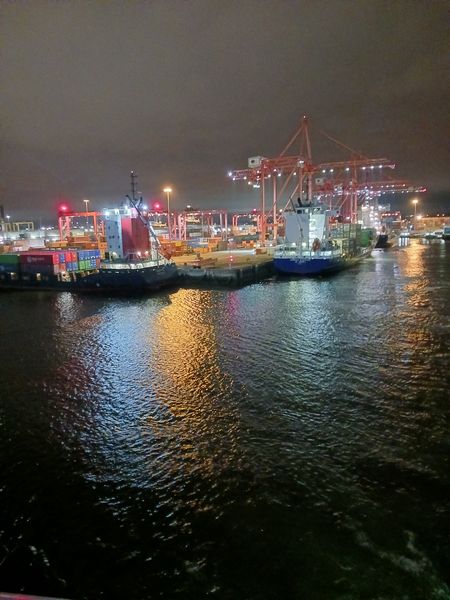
[0,254,21,273]
[20,251,61,275]
[0,249,101,276]
[77,249,101,271]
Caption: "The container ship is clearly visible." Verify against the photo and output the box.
[0,249,178,292]
[273,201,374,276]
[0,178,179,293]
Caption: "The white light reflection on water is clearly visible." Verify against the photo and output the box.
[1,240,449,599]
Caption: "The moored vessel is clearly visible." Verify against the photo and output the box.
[373,225,398,251]
[0,173,179,293]
[442,225,450,241]
[0,250,179,293]
[273,201,374,276]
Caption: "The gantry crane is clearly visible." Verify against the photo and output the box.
[58,207,104,241]
[229,116,425,242]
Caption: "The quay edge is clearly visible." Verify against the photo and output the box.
[178,260,275,287]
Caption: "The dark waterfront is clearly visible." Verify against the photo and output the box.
[1,240,449,600]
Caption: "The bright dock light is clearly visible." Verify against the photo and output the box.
[163,187,173,241]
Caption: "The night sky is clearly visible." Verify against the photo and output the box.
[1,0,448,219]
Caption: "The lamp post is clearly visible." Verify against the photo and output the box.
[163,187,172,241]
[412,198,419,229]
[83,199,89,230]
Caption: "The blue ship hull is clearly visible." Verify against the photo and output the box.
[273,254,367,276]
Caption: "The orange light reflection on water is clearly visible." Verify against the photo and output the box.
[149,289,243,477]
[395,240,437,367]
[153,289,222,402]
[403,241,431,309]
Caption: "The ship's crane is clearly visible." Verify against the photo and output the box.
[228,116,425,242]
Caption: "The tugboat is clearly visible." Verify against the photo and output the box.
[374,225,397,250]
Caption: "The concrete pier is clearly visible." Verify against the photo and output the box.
[174,249,275,287]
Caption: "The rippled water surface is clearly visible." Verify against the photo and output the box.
[1,240,449,599]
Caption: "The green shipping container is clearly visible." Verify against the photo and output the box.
[360,230,372,247]
[0,254,21,265]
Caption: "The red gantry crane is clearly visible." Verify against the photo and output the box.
[228,116,425,243]
[58,206,104,241]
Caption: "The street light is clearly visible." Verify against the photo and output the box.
[83,199,90,229]
[163,187,172,241]
[412,198,419,227]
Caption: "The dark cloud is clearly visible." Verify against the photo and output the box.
[1,0,448,218]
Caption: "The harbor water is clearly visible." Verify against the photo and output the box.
[0,240,449,599]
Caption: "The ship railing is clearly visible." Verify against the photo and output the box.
[299,249,341,259]
[274,246,341,259]
[100,260,160,270]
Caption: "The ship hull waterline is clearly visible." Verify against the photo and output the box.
[0,263,180,294]
[273,253,369,276]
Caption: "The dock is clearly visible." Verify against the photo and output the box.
[173,249,275,287]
